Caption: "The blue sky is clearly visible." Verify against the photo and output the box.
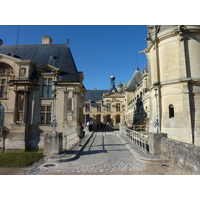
[0,25,147,90]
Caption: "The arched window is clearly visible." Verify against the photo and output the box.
[0,104,5,126]
[169,104,174,118]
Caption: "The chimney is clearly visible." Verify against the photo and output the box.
[42,36,53,44]
[0,39,3,46]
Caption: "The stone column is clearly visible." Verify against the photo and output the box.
[73,90,78,122]
[23,91,29,123]
[63,90,69,124]
[13,90,18,123]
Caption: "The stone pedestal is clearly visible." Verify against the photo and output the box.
[44,132,63,155]
[149,132,167,155]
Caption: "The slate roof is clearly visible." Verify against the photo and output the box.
[126,69,143,90]
[107,85,119,93]
[84,90,108,106]
[0,44,80,82]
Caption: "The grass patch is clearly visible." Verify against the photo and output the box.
[0,152,43,168]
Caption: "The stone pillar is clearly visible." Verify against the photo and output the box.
[13,90,18,123]
[63,90,69,123]
[44,132,63,155]
[73,90,78,121]
[149,132,167,155]
[23,91,29,123]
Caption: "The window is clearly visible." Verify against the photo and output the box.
[106,115,111,123]
[116,115,120,123]
[116,103,120,112]
[0,79,6,98]
[42,78,53,97]
[107,103,111,112]
[67,98,72,111]
[41,106,51,124]
[169,104,174,118]
[97,103,101,112]
[85,103,90,112]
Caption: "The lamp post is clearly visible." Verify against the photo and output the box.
[122,105,125,125]
[153,82,160,133]
[52,81,57,133]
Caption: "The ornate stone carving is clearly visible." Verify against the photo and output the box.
[177,25,187,41]
[20,68,26,77]
[0,63,15,80]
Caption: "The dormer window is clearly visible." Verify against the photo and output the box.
[42,78,53,98]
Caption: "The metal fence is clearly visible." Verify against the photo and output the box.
[63,131,78,150]
[121,125,149,152]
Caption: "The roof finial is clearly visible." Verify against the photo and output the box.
[16,25,20,45]
[67,39,69,47]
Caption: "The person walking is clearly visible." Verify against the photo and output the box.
[77,122,84,146]
[89,120,93,131]
[87,121,90,131]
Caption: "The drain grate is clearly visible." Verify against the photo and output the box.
[160,164,170,168]
[44,164,56,167]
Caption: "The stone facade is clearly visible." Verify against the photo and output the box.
[115,25,200,147]
[0,36,86,149]
[145,25,200,145]
[83,76,125,127]
[125,68,149,127]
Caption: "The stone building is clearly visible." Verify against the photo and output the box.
[0,36,86,149]
[111,25,200,146]
[125,25,200,146]
[1,25,199,150]
[83,75,125,127]
[124,68,149,127]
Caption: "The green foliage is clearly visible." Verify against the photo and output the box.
[0,152,43,168]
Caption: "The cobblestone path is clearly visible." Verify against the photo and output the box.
[27,131,188,175]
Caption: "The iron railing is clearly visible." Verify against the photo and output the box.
[121,126,149,152]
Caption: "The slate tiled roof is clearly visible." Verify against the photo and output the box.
[126,69,143,90]
[0,44,80,82]
[84,90,108,106]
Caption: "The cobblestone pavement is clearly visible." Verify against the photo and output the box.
[25,132,188,175]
